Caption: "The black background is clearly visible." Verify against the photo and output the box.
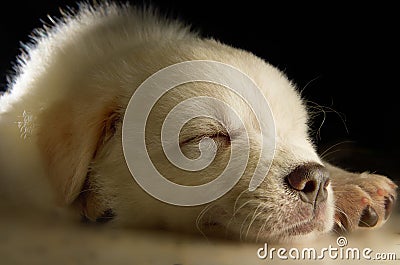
[0,1,398,180]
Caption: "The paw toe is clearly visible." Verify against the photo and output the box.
[384,195,395,220]
[358,205,378,227]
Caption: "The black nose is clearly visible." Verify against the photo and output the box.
[285,163,330,206]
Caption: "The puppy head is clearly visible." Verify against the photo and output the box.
[37,39,334,241]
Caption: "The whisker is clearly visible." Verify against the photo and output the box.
[256,215,271,243]
[225,188,254,236]
[319,140,354,159]
[233,199,258,217]
[233,189,249,213]
[195,203,215,241]
[305,100,349,140]
[240,210,255,241]
[246,203,266,240]
[299,75,321,96]
[320,149,343,160]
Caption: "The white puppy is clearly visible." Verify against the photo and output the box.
[0,2,397,242]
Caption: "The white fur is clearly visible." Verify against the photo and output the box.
[0,2,343,241]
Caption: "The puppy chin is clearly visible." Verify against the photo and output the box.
[291,185,335,243]
[268,185,336,243]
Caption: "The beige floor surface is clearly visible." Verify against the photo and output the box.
[0,204,399,265]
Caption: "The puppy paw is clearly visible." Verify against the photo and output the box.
[332,172,397,232]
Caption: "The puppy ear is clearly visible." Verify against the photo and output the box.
[37,101,119,205]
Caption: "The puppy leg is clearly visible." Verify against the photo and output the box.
[325,162,397,232]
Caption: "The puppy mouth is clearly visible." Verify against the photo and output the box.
[282,201,329,236]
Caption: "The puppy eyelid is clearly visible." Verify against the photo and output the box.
[180,132,230,146]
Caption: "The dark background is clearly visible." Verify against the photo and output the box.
[0,1,398,180]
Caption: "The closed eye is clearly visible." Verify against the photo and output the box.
[179,132,231,146]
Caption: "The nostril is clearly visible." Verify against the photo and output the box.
[285,163,330,205]
[302,180,317,193]
[286,165,318,193]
